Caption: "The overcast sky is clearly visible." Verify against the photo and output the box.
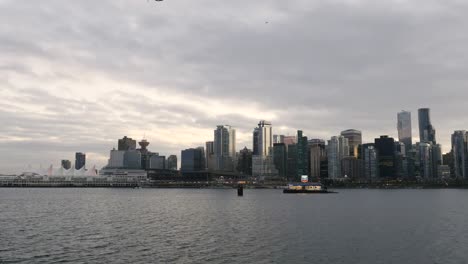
[1,0,468,173]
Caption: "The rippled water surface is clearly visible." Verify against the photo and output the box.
[1,188,468,263]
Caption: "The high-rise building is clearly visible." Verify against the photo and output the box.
[253,120,273,156]
[309,139,326,179]
[108,149,125,168]
[253,128,260,155]
[296,130,308,179]
[452,131,468,179]
[61,160,71,170]
[118,136,137,151]
[214,125,236,171]
[397,111,412,152]
[340,129,362,157]
[418,108,436,144]
[167,155,178,170]
[418,142,432,179]
[273,135,285,144]
[327,135,349,179]
[341,157,364,179]
[431,144,442,178]
[75,152,86,170]
[273,143,287,178]
[148,155,165,169]
[374,136,395,178]
[362,144,378,180]
[237,147,253,175]
[123,150,141,169]
[181,147,205,172]
[287,144,297,181]
[205,141,215,171]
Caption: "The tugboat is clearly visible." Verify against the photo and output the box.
[283,175,335,194]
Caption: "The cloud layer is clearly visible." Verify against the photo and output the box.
[1,0,468,173]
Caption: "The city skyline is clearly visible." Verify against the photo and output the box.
[2,1,468,173]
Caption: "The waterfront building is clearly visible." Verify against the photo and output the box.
[167,155,178,170]
[374,136,395,178]
[124,150,142,169]
[296,130,308,179]
[397,111,412,152]
[214,125,236,171]
[438,165,451,178]
[340,129,362,158]
[273,143,287,178]
[181,147,206,172]
[148,155,165,170]
[362,144,378,180]
[327,135,349,179]
[253,120,273,156]
[308,139,326,179]
[442,151,454,177]
[452,130,468,179]
[252,155,279,179]
[118,136,137,151]
[61,160,71,170]
[75,152,86,170]
[418,108,436,144]
[341,157,364,179]
[237,147,253,175]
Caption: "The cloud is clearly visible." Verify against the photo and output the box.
[1,0,468,173]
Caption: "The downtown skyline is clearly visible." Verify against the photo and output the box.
[2,1,468,173]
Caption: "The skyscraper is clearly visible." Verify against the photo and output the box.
[374,136,395,178]
[340,129,362,157]
[452,131,468,179]
[418,108,436,144]
[118,136,137,151]
[75,152,86,170]
[253,120,273,156]
[397,110,412,151]
[273,143,287,178]
[205,141,215,171]
[362,144,378,180]
[181,147,205,172]
[418,142,432,179]
[327,135,349,179]
[309,139,326,179]
[214,125,236,171]
[296,130,308,178]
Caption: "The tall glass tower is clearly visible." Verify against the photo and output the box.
[397,111,412,151]
[214,125,236,171]
[418,108,436,144]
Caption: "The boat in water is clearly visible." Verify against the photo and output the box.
[283,176,336,194]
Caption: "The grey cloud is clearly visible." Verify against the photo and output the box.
[1,0,468,172]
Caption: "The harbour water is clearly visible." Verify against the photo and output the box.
[1,188,467,263]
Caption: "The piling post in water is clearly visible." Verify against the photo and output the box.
[237,184,243,196]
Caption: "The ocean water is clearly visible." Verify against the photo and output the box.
[1,188,467,263]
